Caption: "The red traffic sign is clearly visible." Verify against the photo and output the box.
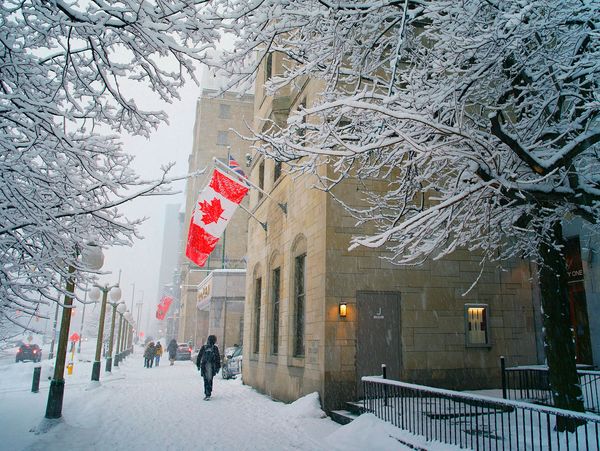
[69,332,80,342]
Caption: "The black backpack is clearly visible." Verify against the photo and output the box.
[201,345,215,366]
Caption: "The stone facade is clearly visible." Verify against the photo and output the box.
[242,59,543,413]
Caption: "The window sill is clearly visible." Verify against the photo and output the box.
[288,356,305,368]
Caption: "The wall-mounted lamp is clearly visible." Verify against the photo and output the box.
[339,302,347,318]
[245,153,253,167]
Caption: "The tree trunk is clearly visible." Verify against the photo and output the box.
[538,221,584,431]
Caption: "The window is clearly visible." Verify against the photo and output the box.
[271,267,281,355]
[253,277,262,354]
[273,161,282,183]
[293,254,306,357]
[217,131,229,146]
[297,99,307,139]
[219,103,230,119]
[258,161,265,200]
[465,304,489,346]
[265,53,273,81]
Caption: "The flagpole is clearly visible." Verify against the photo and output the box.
[213,157,287,215]
[238,203,267,232]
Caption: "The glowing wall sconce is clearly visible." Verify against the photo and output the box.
[339,302,347,318]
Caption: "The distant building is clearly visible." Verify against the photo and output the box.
[177,80,254,349]
[150,203,185,341]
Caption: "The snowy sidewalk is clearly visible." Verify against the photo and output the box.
[0,352,446,450]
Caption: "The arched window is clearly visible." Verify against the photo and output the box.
[269,252,282,355]
[252,265,262,355]
[291,236,307,357]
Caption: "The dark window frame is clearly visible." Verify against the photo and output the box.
[258,160,265,200]
[271,267,281,355]
[265,53,273,82]
[293,254,306,357]
[253,277,262,354]
[273,160,282,183]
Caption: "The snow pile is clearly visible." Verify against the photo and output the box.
[325,414,406,450]
[284,392,326,418]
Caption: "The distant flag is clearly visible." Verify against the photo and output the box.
[228,154,247,181]
[156,296,173,320]
[185,169,249,267]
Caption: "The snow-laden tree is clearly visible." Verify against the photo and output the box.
[0,1,217,336]
[214,0,600,421]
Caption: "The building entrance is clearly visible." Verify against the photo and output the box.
[356,291,401,397]
[566,237,593,365]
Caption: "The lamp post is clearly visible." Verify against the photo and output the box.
[89,283,121,381]
[125,315,135,357]
[45,243,104,419]
[114,306,126,367]
[105,300,125,373]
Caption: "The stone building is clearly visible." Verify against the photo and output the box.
[241,53,545,412]
[177,80,254,350]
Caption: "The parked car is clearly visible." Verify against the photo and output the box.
[221,345,242,379]
[16,343,42,362]
[176,343,192,360]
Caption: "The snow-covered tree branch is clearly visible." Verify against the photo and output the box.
[0,1,217,336]
[215,0,599,422]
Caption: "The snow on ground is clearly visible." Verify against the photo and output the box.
[0,341,452,451]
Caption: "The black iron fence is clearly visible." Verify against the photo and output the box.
[362,376,600,450]
[501,358,600,414]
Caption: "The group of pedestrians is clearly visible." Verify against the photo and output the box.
[143,338,179,368]
[142,335,222,401]
[143,340,163,368]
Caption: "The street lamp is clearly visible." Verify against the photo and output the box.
[105,299,125,373]
[125,314,135,357]
[89,283,121,381]
[45,243,104,419]
[114,305,127,367]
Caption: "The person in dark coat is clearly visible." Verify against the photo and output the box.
[196,334,221,400]
[167,339,178,366]
[143,341,155,368]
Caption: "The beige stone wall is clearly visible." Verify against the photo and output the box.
[243,65,539,413]
[323,175,538,403]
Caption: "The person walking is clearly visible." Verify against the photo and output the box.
[196,335,221,400]
[154,341,163,367]
[167,339,178,366]
[143,341,155,368]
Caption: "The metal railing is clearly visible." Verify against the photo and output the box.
[362,376,600,450]
[501,358,600,414]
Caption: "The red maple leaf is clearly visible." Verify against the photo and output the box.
[199,198,224,225]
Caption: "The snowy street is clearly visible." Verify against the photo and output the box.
[0,345,436,451]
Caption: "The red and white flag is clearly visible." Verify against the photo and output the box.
[185,169,248,267]
[156,296,173,320]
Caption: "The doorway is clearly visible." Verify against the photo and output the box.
[565,237,593,364]
[356,291,401,397]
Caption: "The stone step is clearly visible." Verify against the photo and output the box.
[345,400,368,415]
[330,409,359,425]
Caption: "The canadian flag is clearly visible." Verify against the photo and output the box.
[185,169,248,267]
[156,296,173,320]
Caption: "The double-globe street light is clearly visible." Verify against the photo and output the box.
[89,283,121,381]
[106,300,126,372]
[45,244,104,420]
[113,304,127,367]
